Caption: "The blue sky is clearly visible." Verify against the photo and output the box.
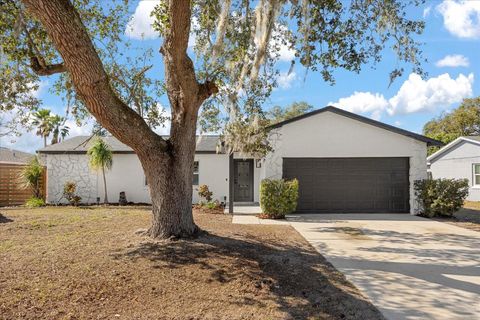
[2,0,480,153]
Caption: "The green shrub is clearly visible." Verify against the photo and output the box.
[198,184,213,202]
[18,156,44,198]
[414,178,469,217]
[260,179,299,219]
[202,200,221,210]
[25,197,45,208]
[63,181,82,206]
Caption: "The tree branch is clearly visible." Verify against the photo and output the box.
[198,80,219,101]
[30,56,66,76]
[21,0,168,156]
[161,0,204,110]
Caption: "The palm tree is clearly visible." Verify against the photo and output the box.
[50,115,70,145]
[19,156,44,199]
[87,137,113,204]
[31,109,53,147]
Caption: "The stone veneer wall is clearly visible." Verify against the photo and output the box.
[46,154,98,204]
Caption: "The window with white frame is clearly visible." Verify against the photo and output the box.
[193,161,199,185]
[473,164,480,186]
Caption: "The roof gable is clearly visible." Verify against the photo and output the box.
[427,136,480,163]
[0,147,34,164]
[268,106,443,146]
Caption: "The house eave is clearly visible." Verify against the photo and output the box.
[268,106,443,147]
[38,150,223,155]
[427,137,480,163]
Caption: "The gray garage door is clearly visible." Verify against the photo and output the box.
[283,157,410,213]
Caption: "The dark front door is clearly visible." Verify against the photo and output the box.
[283,157,410,213]
[234,159,254,202]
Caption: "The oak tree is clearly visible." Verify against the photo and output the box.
[424,97,480,154]
[1,0,425,238]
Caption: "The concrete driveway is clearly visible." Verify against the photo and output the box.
[233,213,480,319]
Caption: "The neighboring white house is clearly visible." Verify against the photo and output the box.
[428,136,480,201]
[38,106,441,214]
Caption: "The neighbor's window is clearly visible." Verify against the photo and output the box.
[474,164,480,186]
[193,161,199,185]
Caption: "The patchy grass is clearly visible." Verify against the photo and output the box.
[430,201,480,232]
[0,207,383,320]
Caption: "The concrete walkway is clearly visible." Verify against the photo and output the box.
[232,213,480,320]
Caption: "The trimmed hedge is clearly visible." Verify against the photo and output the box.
[260,179,299,219]
[414,178,469,217]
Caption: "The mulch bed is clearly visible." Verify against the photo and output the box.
[0,207,383,320]
[192,204,225,215]
[256,213,285,219]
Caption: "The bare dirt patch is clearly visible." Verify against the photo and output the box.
[0,207,383,320]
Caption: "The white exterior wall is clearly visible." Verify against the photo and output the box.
[45,152,230,205]
[429,141,480,201]
[193,153,229,204]
[263,111,428,214]
[100,154,150,203]
[44,112,429,211]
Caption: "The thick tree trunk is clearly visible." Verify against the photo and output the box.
[141,140,198,238]
[22,0,217,239]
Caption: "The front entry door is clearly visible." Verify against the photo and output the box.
[234,159,254,202]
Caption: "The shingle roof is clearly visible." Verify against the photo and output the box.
[0,147,34,164]
[37,135,222,154]
[268,106,443,146]
[427,136,480,163]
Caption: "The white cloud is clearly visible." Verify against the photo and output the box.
[329,73,474,118]
[278,44,296,62]
[125,1,198,47]
[271,24,296,62]
[276,71,296,89]
[437,1,480,39]
[436,54,469,67]
[0,118,94,153]
[423,6,431,18]
[125,0,160,40]
[394,121,402,127]
[64,119,94,137]
[387,73,474,115]
[329,92,389,119]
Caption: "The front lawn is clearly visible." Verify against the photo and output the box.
[451,201,480,232]
[0,207,383,320]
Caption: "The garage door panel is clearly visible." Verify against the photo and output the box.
[283,157,410,213]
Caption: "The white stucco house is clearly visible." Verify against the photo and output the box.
[38,106,441,214]
[428,136,480,201]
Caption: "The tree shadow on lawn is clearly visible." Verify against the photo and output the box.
[113,231,385,320]
[0,213,13,223]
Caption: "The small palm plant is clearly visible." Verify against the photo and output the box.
[87,137,113,204]
[19,156,44,199]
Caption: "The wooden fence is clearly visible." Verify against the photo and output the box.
[0,163,46,207]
